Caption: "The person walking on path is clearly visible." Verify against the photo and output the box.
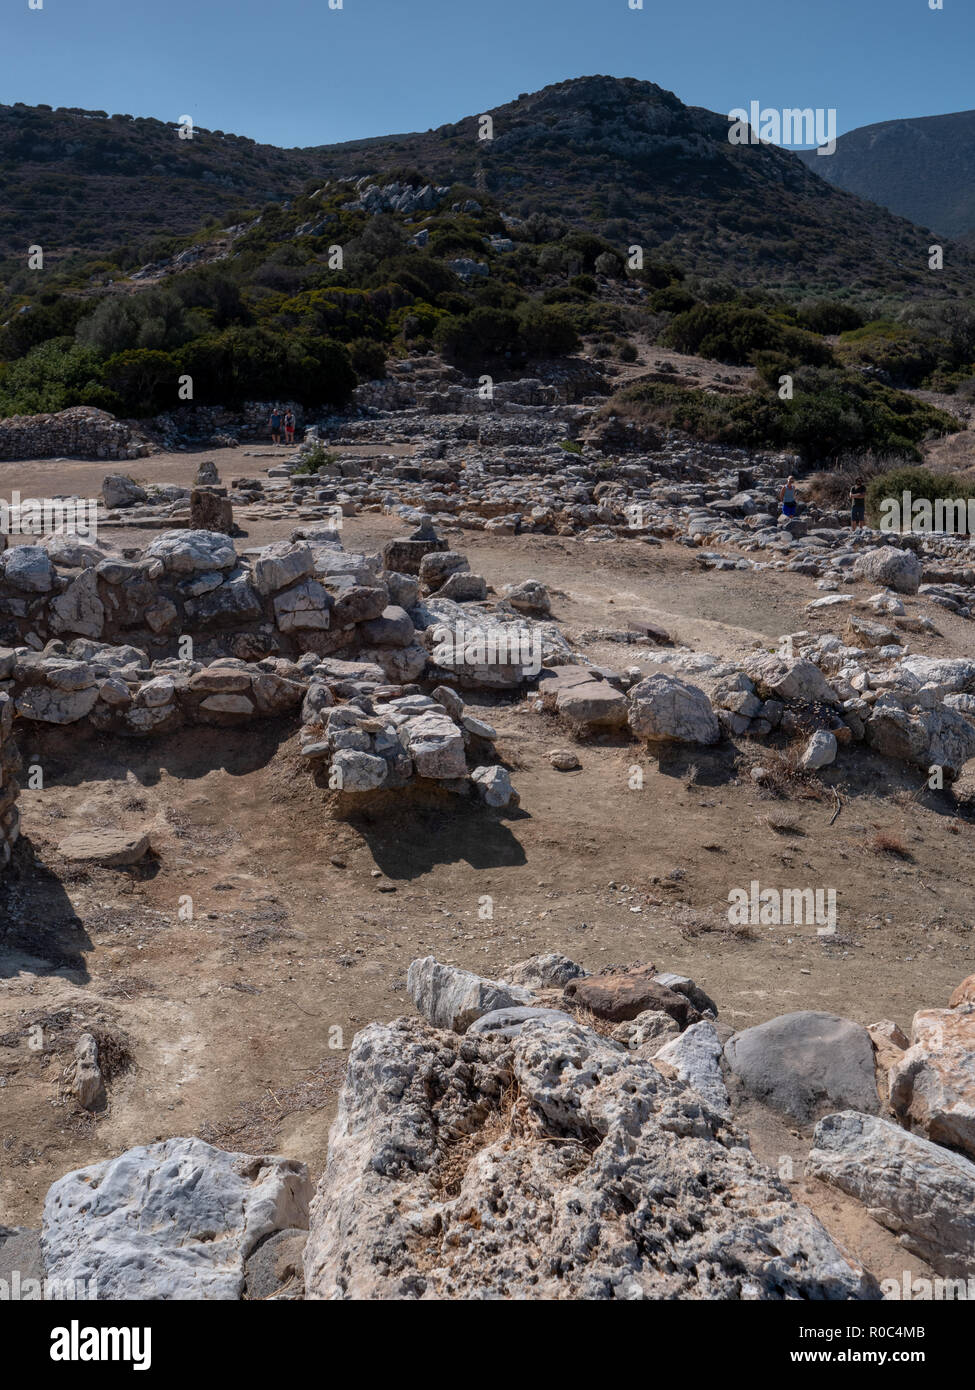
[779,475,799,518]
[269,407,282,445]
[850,476,867,530]
[283,409,295,445]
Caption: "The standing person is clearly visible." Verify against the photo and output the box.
[779,475,799,518]
[269,406,282,445]
[850,476,866,530]
[283,408,295,446]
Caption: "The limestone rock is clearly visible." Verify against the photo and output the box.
[889,1007,975,1159]
[503,953,586,990]
[627,673,720,745]
[42,1138,310,1300]
[303,1017,878,1300]
[800,728,837,770]
[407,956,534,1032]
[654,1020,730,1117]
[854,547,922,594]
[101,474,147,508]
[808,1110,975,1278]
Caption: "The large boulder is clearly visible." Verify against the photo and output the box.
[303,1017,878,1300]
[808,1111,975,1278]
[101,474,147,509]
[745,654,839,705]
[723,1012,880,1123]
[889,1006,975,1159]
[854,546,922,594]
[627,673,720,745]
[145,529,237,574]
[41,1138,310,1300]
[407,957,534,1032]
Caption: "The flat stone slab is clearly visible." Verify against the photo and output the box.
[57,829,152,867]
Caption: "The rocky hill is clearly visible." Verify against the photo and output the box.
[3,78,973,295]
[797,109,975,243]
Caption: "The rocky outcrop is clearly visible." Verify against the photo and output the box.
[302,1014,877,1300]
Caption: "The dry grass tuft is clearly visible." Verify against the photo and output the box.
[676,905,757,942]
[745,741,824,799]
[867,831,911,859]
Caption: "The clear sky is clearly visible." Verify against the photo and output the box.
[1,0,970,149]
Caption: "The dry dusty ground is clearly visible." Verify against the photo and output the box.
[2,447,973,1288]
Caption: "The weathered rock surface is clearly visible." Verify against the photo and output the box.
[724,1012,880,1123]
[889,1007,975,1159]
[655,1021,730,1117]
[42,1138,310,1300]
[303,1016,878,1300]
[808,1110,975,1278]
[627,673,720,745]
[854,547,923,595]
[407,956,534,1032]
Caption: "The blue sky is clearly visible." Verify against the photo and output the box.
[2,0,970,148]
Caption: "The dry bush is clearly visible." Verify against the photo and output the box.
[89,1026,135,1083]
[867,831,911,859]
[804,452,903,509]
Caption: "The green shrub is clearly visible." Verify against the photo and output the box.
[795,299,865,334]
[348,337,387,380]
[293,444,338,476]
[865,466,975,529]
[663,302,833,367]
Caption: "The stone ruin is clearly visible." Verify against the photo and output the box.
[0,406,150,462]
[0,515,572,877]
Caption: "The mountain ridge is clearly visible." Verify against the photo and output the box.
[2,77,972,296]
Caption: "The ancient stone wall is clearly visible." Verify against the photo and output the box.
[0,407,149,462]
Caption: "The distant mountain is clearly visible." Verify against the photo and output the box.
[2,79,973,295]
[796,110,975,243]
